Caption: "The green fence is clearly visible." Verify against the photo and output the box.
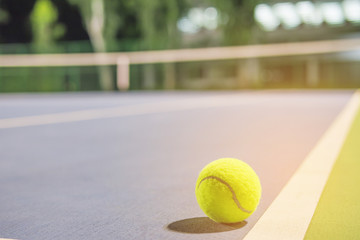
[1,41,360,92]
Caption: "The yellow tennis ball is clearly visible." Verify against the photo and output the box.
[195,158,262,223]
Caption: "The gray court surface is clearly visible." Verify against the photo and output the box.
[0,90,353,240]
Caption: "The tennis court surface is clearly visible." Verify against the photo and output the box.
[0,90,359,240]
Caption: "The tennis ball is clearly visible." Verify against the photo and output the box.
[195,158,261,223]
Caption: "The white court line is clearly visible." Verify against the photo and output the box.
[0,97,245,129]
[243,90,360,240]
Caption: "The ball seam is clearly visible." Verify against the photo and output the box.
[197,176,252,214]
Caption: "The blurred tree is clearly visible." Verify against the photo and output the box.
[134,0,189,89]
[0,3,8,24]
[67,0,123,90]
[30,0,65,53]
[29,0,66,91]
[68,0,188,90]
[210,0,258,45]
[0,1,8,43]
[210,0,261,88]
[200,0,261,88]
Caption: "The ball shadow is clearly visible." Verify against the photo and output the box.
[167,217,247,234]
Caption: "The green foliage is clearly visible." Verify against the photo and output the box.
[135,0,189,49]
[32,0,57,24]
[25,0,65,92]
[30,0,65,53]
[102,1,122,46]
[0,7,8,23]
[68,0,189,50]
[0,4,9,43]
[209,0,259,45]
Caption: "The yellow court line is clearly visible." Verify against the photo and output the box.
[243,90,360,240]
[0,97,248,129]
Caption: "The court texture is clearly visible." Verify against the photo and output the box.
[0,89,359,240]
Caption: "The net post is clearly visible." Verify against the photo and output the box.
[117,55,130,91]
